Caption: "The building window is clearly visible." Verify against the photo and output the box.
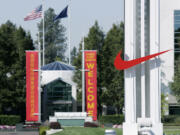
[174,10,180,59]
[169,105,180,115]
[46,79,72,101]
[42,78,73,120]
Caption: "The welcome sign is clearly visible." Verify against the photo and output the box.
[26,51,39,122]
[85,51,97,121]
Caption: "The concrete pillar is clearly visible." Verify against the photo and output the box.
[149,0,163,134]
[123,0,138,134]
[123,0,163,134]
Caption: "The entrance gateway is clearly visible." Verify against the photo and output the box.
[123,0,163,134]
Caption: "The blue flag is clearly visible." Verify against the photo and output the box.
[54,5,68,21]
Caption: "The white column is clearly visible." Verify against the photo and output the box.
[124,0,136,124]
[140,0,146,119]
[123,0,138,134]
[149,0,163,134]
[150,0,160,123]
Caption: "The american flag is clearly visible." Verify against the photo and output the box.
[24,5,42,21]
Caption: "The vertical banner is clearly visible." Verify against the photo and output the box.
[26,51,39,122]
[85,51,97,121]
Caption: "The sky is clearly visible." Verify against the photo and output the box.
[0,0,124,55]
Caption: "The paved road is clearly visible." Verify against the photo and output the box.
[0,132,39,135]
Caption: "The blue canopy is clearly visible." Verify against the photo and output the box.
[41,61,75,70]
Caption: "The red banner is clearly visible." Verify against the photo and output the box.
[85,51,97,121]
[26,51,39,122]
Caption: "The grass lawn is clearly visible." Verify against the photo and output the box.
[164,130,180,135]
[53,127,122,135]
[164,126,180,135]
[52,126,180,135]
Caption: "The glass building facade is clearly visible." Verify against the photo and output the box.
[42,78,72,120]
[168,10,180,115]
[174,10,180,57]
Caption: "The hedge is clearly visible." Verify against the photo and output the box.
[39,126,50,135]
[98,115,124,125]
[0,115,21,126]
[162,115,180,125]
[84,122,99,127]
[99,115,180,125]
[50,122,61,129]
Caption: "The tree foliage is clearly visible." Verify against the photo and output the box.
[170,28,180,102]
[73,22,124,114]
[38,8,67,64]
[73,21,104,114]
[101,23,124,114]
[170,56,180,102]
[161,93,168,117]
[73,21,104,88]
[71,46,78,65]
[0,21,34,119]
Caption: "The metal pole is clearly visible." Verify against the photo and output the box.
[82,37,85,112]
[38,32,41,123]
[42,0,45,66]
[68,0,71,65]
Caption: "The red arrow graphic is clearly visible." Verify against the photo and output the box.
[114,50,171,70]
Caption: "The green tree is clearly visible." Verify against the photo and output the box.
[73,21,105,114]
[101,23,124,114]
[170,56,180,102]
[73,22,125,115]
[38,8,67,64]
[161,93,168,117]
[71,46,78,65]
[0,21,34,120]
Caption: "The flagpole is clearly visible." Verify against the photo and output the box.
[42,0,45,66]
[38,32,41,123]
[68,0,71,65]
[82,36,85,112]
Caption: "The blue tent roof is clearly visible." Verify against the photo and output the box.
[41,61,75,70]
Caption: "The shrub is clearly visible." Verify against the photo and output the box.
[0,115,21,126]
[84,122,99,127]
[50,122,61,129]
[98,115,124,125]
[174,116,180,123]
[162,115,180,124]
[39,126,50,135]
[162,115,180,126]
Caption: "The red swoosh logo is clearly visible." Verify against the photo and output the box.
[114,50,171,70]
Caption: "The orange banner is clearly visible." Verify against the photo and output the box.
[85,51,97,121]
[26,51,39,122]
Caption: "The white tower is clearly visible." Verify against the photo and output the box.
[123,0,163,135]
